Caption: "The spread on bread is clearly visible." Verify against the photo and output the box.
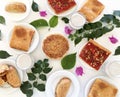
[79,39,111,70]
[5,2,26,13]
[0,64,21,88]
[88,78,118,97]
[43,34,69,59]
[10,25,35,51]
[79,0,105,22]
[48,0,76,14]
[55,77,71,97]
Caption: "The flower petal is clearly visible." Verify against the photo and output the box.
[75,66,84,76]
[39,11,47,17]
[64,26,73,35]
[109,35,118,44]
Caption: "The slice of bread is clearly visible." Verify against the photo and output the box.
[5,2,26,13]
[79,0,104,22]
[55,77,71,97]
[0,77,5,86]
[10,25,35,51]
[88,78,118,97]
[6,66,21,88]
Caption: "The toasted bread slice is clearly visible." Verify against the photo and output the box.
[5,2,26,13]
[10,25,35,51]
[0,77,5,86]
[6,66,21,88]
[55,77,71,97]
[88,78,118,97]
[79,0,104,22]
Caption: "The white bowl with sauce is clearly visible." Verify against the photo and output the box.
[16,53,34,70]
[105,60,120,78]
[69,12,86,29]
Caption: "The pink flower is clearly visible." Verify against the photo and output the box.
[109,35,118,44]
[39,11,47,17]
[64,26,73,35]
[75,66,84,76]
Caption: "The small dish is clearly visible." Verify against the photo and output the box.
[46,70,80,97]
[16,53,34,70]
[0,59,23,94]
[69,12,86,29]
[104,56,120,78]
[4,0,31,21]
[84,76,119,97]
[8,23,39,54]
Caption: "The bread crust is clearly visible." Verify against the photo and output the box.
[5,2,26,13]
[55,77,71,97]
[10,25,35,51]
[88,78,118,97]
[79,0,105,22]
[6,66,21,88]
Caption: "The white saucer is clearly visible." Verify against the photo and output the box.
[45,70,80,97]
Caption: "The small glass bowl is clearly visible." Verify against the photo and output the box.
[105,60,120,78]
[69,12,86,29]
[16,53,34,70]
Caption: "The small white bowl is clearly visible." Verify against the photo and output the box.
[16,53,34,70]
[105,60,120,78]
[69,12,86,29]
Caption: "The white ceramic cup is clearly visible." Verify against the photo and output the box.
[16,53,34,70]
[69,12,86,29]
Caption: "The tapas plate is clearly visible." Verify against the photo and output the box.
[8,23,39,54]
[4,0,31,21]
[0,59,23,94]
[46,70,80,97]
[45,0,84,16]
[84,76,119,97]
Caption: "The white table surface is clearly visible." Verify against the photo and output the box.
[0,0,120,97]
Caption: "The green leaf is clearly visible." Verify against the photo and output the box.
[30,19,48,29]
[36,84,45,91]
[113,10,120,17]
[27,73,36,81]
[43,67,52,74]
[31,67,42,74]
[0,30,1,40]
[0,16,5,25]
[39,74,46,81]
[61,17,69,24]
[43,59,49,63]
[26,89,33,97]
[20,81,32,94]
[100,14,115,23]
[114,46,120,55]
[49,16,58,28]
[61,53,76,69]
[74,36,82,45]
[0,50,11,59]
[33,81,38,87]
[32,1,39,12]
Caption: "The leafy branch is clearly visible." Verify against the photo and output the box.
[20,59,52,97]
[69,11,120,45]
[30,15,58,29]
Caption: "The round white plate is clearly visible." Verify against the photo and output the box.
[46,70,80,97]
[0,59,23,94]
[4,0,31,21]
[45,0,84,16]
[84,76,119,97]
[8,23,39,54]
[104,56,120,78]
